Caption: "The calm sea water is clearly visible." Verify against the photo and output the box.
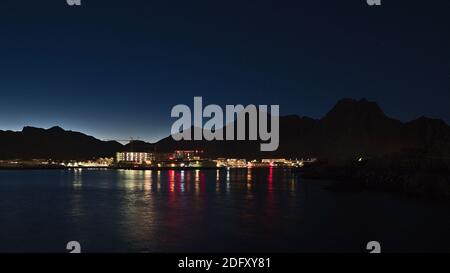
[0,168,449,253]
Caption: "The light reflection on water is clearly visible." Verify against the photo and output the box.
[111,168,296,195]
[1,168,450,253]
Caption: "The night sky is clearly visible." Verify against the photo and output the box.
[0,0,449,142]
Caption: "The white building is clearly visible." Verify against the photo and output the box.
[116,152,154,164]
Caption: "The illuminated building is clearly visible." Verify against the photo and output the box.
[215,158,247,168]
[261,159,289,164]
[116,152,154,164]
[215,158,227,167]
[64,157,114,167]
[174,150,203,160]
[154,152,174,161]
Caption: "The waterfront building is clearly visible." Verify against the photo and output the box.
[174,150,203,160]
[116,152,154,164]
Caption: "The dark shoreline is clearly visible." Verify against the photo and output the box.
[299,162,450,201]
[0,165,294,171]
[0,166,223,171]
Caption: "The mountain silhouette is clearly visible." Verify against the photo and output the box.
[1,98,449,161]
[156,98,450,161]
[0,126,122,160]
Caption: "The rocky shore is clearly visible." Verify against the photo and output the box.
[300,157,450,200]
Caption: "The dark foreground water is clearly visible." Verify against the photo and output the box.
[0,168,449,253]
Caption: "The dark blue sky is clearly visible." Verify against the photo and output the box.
[0,0,449,142]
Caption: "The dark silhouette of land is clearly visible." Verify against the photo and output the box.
[1,98,450,163]
[0,126,122,160]
[1,98,449,199]
[156,98,450,162]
